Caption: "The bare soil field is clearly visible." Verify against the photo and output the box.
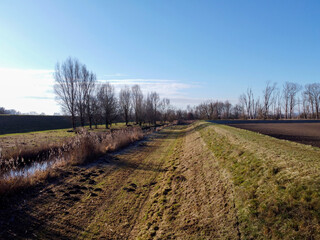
[225,122,320,148]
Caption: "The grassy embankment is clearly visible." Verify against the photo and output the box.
[198,121,320,239]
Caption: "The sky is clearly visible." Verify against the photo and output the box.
[0,0,319,114]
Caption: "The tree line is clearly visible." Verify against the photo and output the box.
[0,107,20,115]
[54,57,175,129]
[182,81,320,120]
[54,58,320,124]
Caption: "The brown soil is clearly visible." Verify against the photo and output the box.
[228,123,320,148]
[0,124,238,239]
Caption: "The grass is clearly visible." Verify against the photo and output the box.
[3,121,319,238]
[0,121,162,152]
[198,121,320,239]
[0,127,145,197]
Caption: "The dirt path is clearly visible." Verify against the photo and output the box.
[0,124,239,239]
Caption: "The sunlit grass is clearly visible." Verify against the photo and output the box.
[198,121,320,239]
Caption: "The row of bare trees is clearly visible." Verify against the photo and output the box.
[179,82,320,120]
[54,58,174,129]
[54,58,320,123]
[94,83,173,128]
[54,57,96,129]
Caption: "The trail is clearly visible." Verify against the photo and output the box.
[0,123,239,239]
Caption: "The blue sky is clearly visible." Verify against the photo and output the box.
[0,0,319,114]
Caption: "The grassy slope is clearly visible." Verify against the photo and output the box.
[198,121,320,239]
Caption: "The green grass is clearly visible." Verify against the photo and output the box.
[197,122,320,239]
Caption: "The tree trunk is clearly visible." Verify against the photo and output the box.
[105,118,109,129]
[71,114,76,130]
[89,116,92,129]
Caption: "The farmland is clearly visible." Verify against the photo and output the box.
[0,115,74,135]
[1,121,320,239]
[222,120,320,148]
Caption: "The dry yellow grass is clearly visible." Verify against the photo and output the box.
[0,127,144,197]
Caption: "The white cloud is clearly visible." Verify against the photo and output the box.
[0,68,59,114]
[97,78,207,109]
[168,97,205,108]
[103,73,128,77]
[99,78,196,101]
[0,68,206,114]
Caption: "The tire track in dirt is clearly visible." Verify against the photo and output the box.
[78,128,182,239]
[129,124,240,239]
[197,125,242,239]
[169,125,239,239]
[127,127,186,239]
[124,135,181,239]
[0,129,178,239]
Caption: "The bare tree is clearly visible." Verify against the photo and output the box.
[282,82,301,119]
[239,88,255,119]
[273,91,282,119]
[90,95,101,128]
[131,85,144,125]
[196,103,210,119]
[54,57,81,130]
[304,83,320,119]
[232,104,242,119]
[239,94,249,119]
[288,83,301,119]
[283,83,290,119]
[159,98,170,123]
[223,100,232,119]
[301,92,310,119]
[262,82,277,119]
[76,65,88,127]
[76,65,96,127]
[85,71,96,129]
[119,86,132,126]
[148,92,160,125]
[97,83,118,128]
